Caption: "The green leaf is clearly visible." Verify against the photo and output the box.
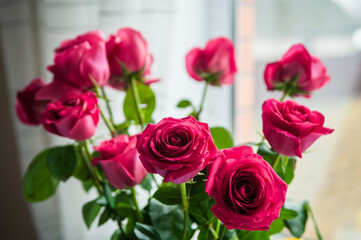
[23,149,59,202]
[188,181,209,204]
[140,174,153,192]
[284,200,308,238]
[98,207,111,226]
[81,179,94,192]
[153,186,182,205]
[210,127,234,149]
[104,183,115,209]
[115,190,134,206]
[257,143,276,165]
[82,199,102,229]
[268,219,284,235]
[280,208,298,220]
[47,145,77,181]
[123,83,156,125]
[115,202,135,219]
[284,157,296,185]
[237,230,270,240]
[189,200,215,225]
[148,199,190,239]
[177,99,192,108]
[304,202,323,240]
[134,223,163,240]
[111,229,122,240]
[72,145,90,181]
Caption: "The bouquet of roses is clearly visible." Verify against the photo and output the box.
[16,27,333,240]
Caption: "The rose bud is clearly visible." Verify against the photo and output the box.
[41,92,99,141]
[205,146,287,231]
[106,28,155,90]
[37,31,110,101]
[92,135,147,189]
[16,78,47,125]
[262,98,334,158]
[186,37,237,86]
[136,116,217,184]
[264,44,330,97]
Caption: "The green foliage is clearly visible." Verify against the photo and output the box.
[280,208,298,220]
[98,207,112,226]
[134,223,163,240]
[23,149,59,202]
[284,200,308,238]
[237,230,270,240]
[210,127,234,149]
[47,145,78,181]
[177,99,192,108]
[188,181,209,205]
[148,199,192,239]
[268,219,284,235]
[73,145,90,181]
[140,174,153,192]
[82,199,102,229]
[123,83,156,125]
[257,143,276,165]
[153,186,182,205]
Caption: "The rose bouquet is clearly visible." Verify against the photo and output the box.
[17,28,333,240]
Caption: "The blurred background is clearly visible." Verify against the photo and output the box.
[0,0,360,239]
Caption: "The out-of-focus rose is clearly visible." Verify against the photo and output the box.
[136,116,217,184]
[205,146,287,231]
[186,37,237,86]
[92,135,147,189]
[41,92,99,141]
[264,44,329,97]
[16,78,47,125]
[37,31,109,101]
[262,98,334,158]
[106,28,155,90]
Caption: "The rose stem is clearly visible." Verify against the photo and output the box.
[304,202,323,240]
[214,219,221,240]
[196,81,209,120]
[89,75,117,136]
[130,76,144,128]
[219,224,226,240]
[130,187,143,223]
[79,141,103,194]
[100,86,114,125]
[272,154,281,169]
[180,182,189,240]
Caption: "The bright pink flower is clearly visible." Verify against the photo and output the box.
[41,92,99,141]
[205,146,288,231]
[37,31,109,101]
[106,28,154,90]
[16,78,47,125]
[262,99,334,157]
[186,37,237,85]
[264,44,330,97]
[92,135,147,189]
[136,116,217,184]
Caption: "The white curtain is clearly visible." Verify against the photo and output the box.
[0,0,234,239]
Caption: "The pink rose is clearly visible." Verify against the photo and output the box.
[136,116,217,184]
[16,78,47,125]
[37,31,109,101]
[41,92,99,141]
[106,28,154,90]
[186,37,237,86]
[264,44,330,97]
[262,99,334,157]
[205,146,287,231]
[92,135,147,189]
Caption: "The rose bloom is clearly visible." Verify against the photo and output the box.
[262,98,334,158]
[16,78,47,125]
[136,116,217,184]
[264,44,330,97]
[205,146,287,231]
[37,31,109,101]
[41,92,99,141]
[106,28,155,90]
[186,37,237,85]
[92,135,147,189]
